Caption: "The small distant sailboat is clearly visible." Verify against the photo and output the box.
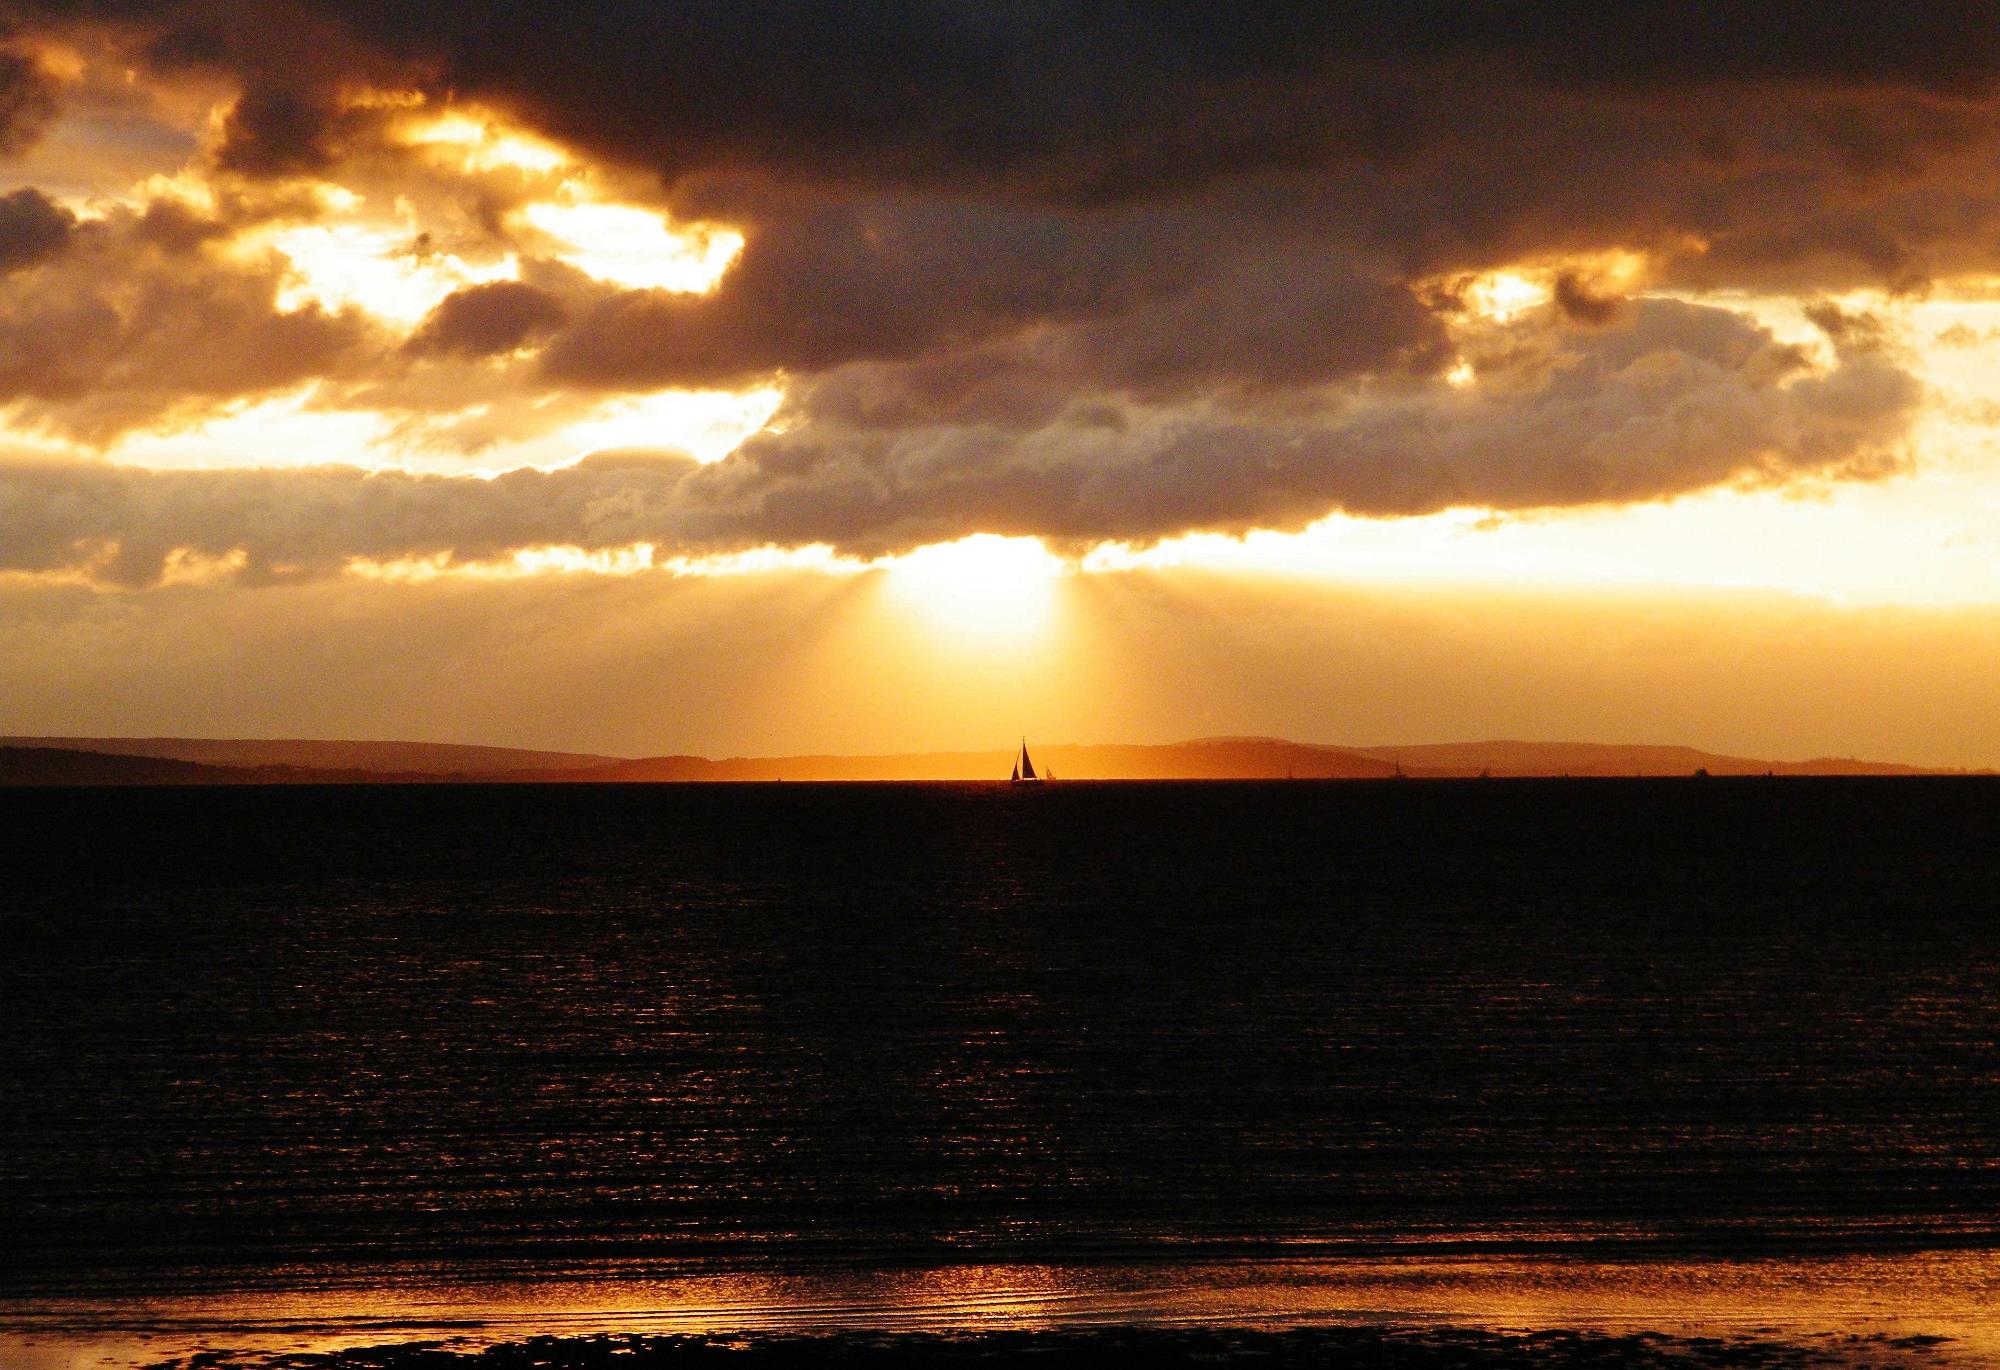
[1010,739,1048,785]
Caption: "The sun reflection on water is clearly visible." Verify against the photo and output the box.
[7,1253,1999,1368]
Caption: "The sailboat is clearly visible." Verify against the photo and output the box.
[1010,739,1049,784]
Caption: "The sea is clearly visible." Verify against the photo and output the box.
[3,779,1999,1367]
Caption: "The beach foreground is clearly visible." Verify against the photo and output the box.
[125,1325,1964,1370]
[7,1254,1996,1370]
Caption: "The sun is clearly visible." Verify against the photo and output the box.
[882,535,1067,642]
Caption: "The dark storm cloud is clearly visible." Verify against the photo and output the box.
[530,201,1444,396]
[0,187,72,270]
[406,280,568,359]
[27,4,2000,285]
[65,0,2000,309]
[213,84,339,177]
[721,252,1451,433]
[0,301,1923,583]
[1552,273,1623,327]
[81,2,2000,196]
[32,4,2000,212]
[0,3,1971,564]
[0,48,58,155]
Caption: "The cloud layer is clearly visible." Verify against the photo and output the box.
[0,298,1920,583]
[0,4,1978,579]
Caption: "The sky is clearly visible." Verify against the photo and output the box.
[6,3,2000,762]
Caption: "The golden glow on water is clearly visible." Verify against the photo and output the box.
[6,1254,1997,1368]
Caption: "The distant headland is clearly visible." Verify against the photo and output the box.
[0,735,1979,785]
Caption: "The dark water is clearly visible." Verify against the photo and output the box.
[4,779,2000,1302]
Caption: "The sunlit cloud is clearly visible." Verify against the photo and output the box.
[1078,431,2000,608]
[157,546,251,586]
[518,202,742,293]
[1463,270,1552,322]
[563,387,784,465]
[344,540,862,583]
[1449,251,1654,323]
[90,382,787,474]
[339,533,1069,614]
[397,109,568,173]
[262,222,519,323]
[103,397,407,471]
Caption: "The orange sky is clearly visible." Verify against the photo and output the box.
[6,10,2000,762]
[5,564,1998,767]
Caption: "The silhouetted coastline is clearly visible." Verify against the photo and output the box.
[0,735,1978,785]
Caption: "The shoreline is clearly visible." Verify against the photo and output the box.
[6,1251,1996,1369]
[127,1325,1968,1370]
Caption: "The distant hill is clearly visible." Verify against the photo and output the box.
[1342,740,1943,778]
[540,739,1400,783]
[0,737,618,774]
[529,736,1960,782]
[0,747,251,785]
[0,746,461,785]
[0,735,1975,786]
